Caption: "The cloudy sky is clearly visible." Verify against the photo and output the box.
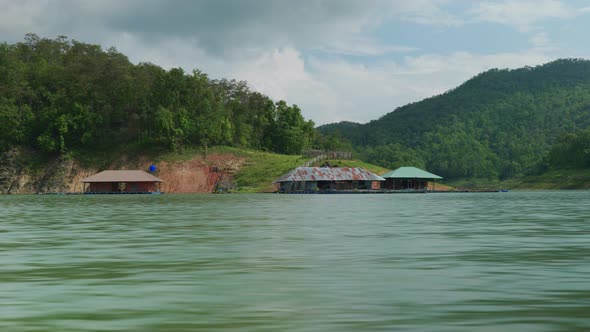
[1,0,590,124]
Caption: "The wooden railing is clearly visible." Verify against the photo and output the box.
[303,150,352,159]
[299,150,353,167]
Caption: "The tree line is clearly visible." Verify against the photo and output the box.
[547,128,590,169]
[320,59,590,179]
[0,34,316,155]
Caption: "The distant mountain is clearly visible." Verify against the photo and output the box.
[318,59,590,179]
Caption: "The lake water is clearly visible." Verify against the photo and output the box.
[1,192,589,331]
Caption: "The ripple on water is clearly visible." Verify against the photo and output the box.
[0,192,589,331]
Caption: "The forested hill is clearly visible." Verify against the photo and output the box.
[0,34,315,156]
[319,59,590,180]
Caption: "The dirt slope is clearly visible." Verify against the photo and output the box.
[0,148,245,194]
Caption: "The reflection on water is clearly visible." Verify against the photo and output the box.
[1,192,589,331]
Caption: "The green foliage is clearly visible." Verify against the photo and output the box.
[361,143,425,171]
[0,98,32,150]
[512,169,590,189]
[313,131,353,151]
[0,34,315,156]
[319,59,590,179]
[230,148,309,193]
[547,128,590,169]
[273,101,315,154]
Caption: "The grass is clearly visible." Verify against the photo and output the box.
[444,178,513,190]
[65,144,308,193]
[156,145,311,193]
[157,146,311,192]
[76,144,552,192]
[443,168,590,190]
[116,145,311,192]
[72,145,590,191]
[233,150,309,193]
[512,169,590,189]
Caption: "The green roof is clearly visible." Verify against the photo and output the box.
[381,167,443,179]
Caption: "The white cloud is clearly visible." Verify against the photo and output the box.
[402,8,464,26]
[0,0,584,126]
[469,0,574,32]
[3,26,562,126]
[107,35,341,124]
[302,50,554,124]
[0,0,45,38]
[314,37,418,56]
[530,32,551,50]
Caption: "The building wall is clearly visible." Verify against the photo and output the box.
[88,182,116,193]
[383,179,429,190]
[280,180,382,192]
[87,182,158,193]
[127,182,157,192]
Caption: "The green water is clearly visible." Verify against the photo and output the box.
[1,192,589,331]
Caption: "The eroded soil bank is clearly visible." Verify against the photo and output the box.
[0,148,245,194]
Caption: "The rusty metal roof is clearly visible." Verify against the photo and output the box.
[81,170,164,183]
[273,167,385,183]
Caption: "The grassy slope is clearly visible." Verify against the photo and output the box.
[229,149,309,193]
[444,169,590,190]
[444,178,511,191]
[227,152,590,192]
[72,145,469,192]
[512,169,590,189]
[148,146,310,193]
[231,154,401,193]
[70,145,308,193]
[87,146,589,191]
[22,143,590,193]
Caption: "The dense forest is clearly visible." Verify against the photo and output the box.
[547,128,590,169]
[319,59,590,179]
[0,34,316,156]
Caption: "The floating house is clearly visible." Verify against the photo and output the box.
[81,170,164,194]
[273,167,385,193]
[381,167,442,190]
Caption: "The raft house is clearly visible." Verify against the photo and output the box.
[381,166,443,191]
[273,167,385,193]
[81,170,164,194]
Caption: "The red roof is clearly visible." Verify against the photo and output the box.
[81,170,164,183]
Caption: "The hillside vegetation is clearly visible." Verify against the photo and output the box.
[0,34,400,193]
[0,34,315,158]
[4,35,590,190]
[319,59,590,181]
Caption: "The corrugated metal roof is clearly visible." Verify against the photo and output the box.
[381,167,443,179]
[81,170,164,183]
[273,167,385,183]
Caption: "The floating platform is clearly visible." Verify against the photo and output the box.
[84,191,165,195]
[277,189,505,194]
[43,191,165,195]
[277,189,427,194]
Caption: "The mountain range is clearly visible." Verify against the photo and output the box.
[319,59,590,179]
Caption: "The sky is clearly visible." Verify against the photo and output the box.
[1,0,590,125]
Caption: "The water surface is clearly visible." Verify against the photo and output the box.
[1,192,589,331]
